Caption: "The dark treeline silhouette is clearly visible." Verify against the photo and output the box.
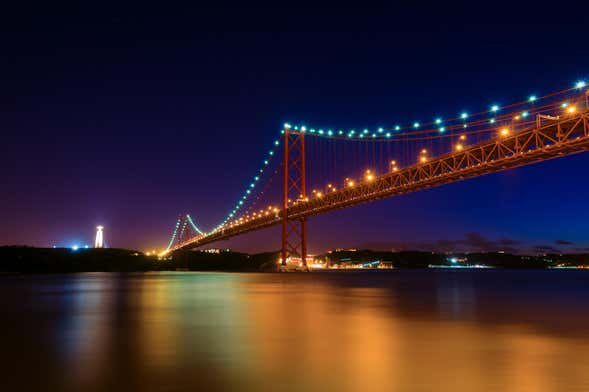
[1,246,588,274]
[0,247,277,273]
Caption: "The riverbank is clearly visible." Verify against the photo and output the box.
[0,247,277,273]
[1,246,588,274]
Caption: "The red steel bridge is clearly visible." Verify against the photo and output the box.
[164,82,589,265]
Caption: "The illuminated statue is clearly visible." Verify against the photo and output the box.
[95,226,104,248]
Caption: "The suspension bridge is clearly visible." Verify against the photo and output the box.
[163,82,589,266]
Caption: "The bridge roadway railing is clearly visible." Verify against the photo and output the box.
[172,111,589,251]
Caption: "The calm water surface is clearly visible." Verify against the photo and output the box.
[1,270,588,391]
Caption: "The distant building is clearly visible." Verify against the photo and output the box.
[203,248,231,254]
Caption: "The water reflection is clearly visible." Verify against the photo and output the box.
[0,270,588,391]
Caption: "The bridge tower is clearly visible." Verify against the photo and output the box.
[281,126,307,266]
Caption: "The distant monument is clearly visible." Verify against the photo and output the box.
[95,226,104,248]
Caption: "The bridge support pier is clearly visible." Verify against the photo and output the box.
[281,127,308,268]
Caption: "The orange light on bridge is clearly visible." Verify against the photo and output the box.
[347,179,355,188]
[364,170,375,182]
[390,160,399,172]
[455,143,463,151]
[500,127,510,137]
[567,106,577,114]
[390,160,399,173]
[459,134,466,141]
[420,156,427,163]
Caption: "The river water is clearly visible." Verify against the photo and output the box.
[1,270,588,391]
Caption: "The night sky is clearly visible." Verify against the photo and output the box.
[2,3,589,254]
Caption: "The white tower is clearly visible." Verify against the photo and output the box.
[95,226,104,248]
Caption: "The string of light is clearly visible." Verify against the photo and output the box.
[166,216,182,251]
[210,136,283,233]
[283,81,586,141]
[186,214,204,235]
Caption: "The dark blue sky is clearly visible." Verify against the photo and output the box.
[2,3,588,253]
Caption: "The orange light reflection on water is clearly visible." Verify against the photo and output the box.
[2,271,589,391]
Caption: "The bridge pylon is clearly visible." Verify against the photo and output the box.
[281,126,307,266]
